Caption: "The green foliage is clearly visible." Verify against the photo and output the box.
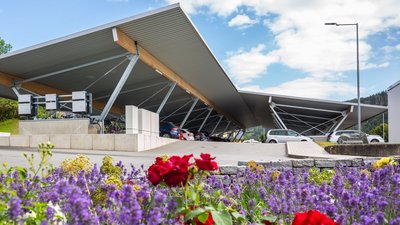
[0,37,12,55]
[91,187,108,206]
[0,118,19,134]
[370,123,388,142]
[0,97,18,122]
[242,126,266,142]
[308,167,336,186]
[0,142,55,223]
[100,155,122,177]
[347,91,387,133]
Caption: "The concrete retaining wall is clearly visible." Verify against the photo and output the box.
[325,144,400,157]
[0,134,177,152]
[19,119,90,135]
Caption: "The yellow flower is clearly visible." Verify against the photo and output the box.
[105,176,122,189]
[373,157,397,169]
[256,164,264,172]
[246,160,257,171]
[60,155,93,176]
[133,185,141,191]
[271,170,281,181]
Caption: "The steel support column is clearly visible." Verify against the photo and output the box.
[161,99,193,121]
[269,103,287,129]
[97,54,139,122]
[157,82,176,114]
[211,115,223,135]
[138,83,170,107]
[223,121,231,133]
[180,98,199,129]
[232,129,242,142]
[333,109,352,132]
[198,108,213,132]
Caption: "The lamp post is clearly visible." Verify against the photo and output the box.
[325,22,361,132]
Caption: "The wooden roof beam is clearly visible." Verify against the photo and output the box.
[112,27,241,127]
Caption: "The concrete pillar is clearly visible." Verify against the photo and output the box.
[125,105,139,134]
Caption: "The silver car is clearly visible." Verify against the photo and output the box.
[265,129,313,143]
[327,130,385,144]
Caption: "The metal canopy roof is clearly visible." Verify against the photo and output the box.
[239,90,387,134]
[0,4,387,134]
[0,4,253,132]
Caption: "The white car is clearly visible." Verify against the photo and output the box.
[243,139,259,143]
[181,129,194,141]
[327,130,384,143]
[265,129,313,143]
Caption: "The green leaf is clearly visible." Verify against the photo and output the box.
[211,210,232,225]
[15,167,27,179]
[188,188,197,202]
[197,212,209,223]
[231,212,245,220]
[217,201,226,210]
[185,208,205,221]
[261,215,278,222]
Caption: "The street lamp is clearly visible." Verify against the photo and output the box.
[325,22,361,132]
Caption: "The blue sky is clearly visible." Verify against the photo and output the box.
[1,0,399,101]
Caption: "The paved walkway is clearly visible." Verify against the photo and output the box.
[0,141,288,169]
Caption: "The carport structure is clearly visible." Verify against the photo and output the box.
[0,4,388,136]
[0,4,254,135]
[240,90,387,135]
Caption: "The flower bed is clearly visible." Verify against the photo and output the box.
[0,143,399,224]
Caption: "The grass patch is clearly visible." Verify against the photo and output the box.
[316,141,336,148]
[0,119,19,134]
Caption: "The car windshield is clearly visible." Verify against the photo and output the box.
[287,130,299,136]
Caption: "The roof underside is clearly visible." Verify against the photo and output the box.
[0,4,387,134]
[0,4,253,133]
[240,90,387,134]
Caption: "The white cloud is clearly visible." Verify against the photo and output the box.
[228,14,258,29]
[382,44,400,53]
[166,0,400,98]
[225,44,279,83]
[240,76,358,100]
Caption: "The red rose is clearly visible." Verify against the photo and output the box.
[147,164,162,185]
[292,210,338,225]
[195,153,218,171]
[147,154,193,187]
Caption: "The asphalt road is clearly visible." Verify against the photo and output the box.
[0,141,288,169]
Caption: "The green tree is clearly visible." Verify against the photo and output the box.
[370,123,388,142]
[0,37,12,55]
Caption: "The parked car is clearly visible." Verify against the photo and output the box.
[181,129,194,141]
[191,131,209,141]
[243,139,259,143]
[159,122,180,139]
[327,130,384,144]
[265,129,313,143]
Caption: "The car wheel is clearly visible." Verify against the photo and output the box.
[162,133,171,138]
[269,140,277,143]
[301,139,307,142]
[337,139,344,144]
[370,139,379,143]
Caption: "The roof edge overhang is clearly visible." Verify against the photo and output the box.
[0,3,180,60]
[238,89,388,110]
